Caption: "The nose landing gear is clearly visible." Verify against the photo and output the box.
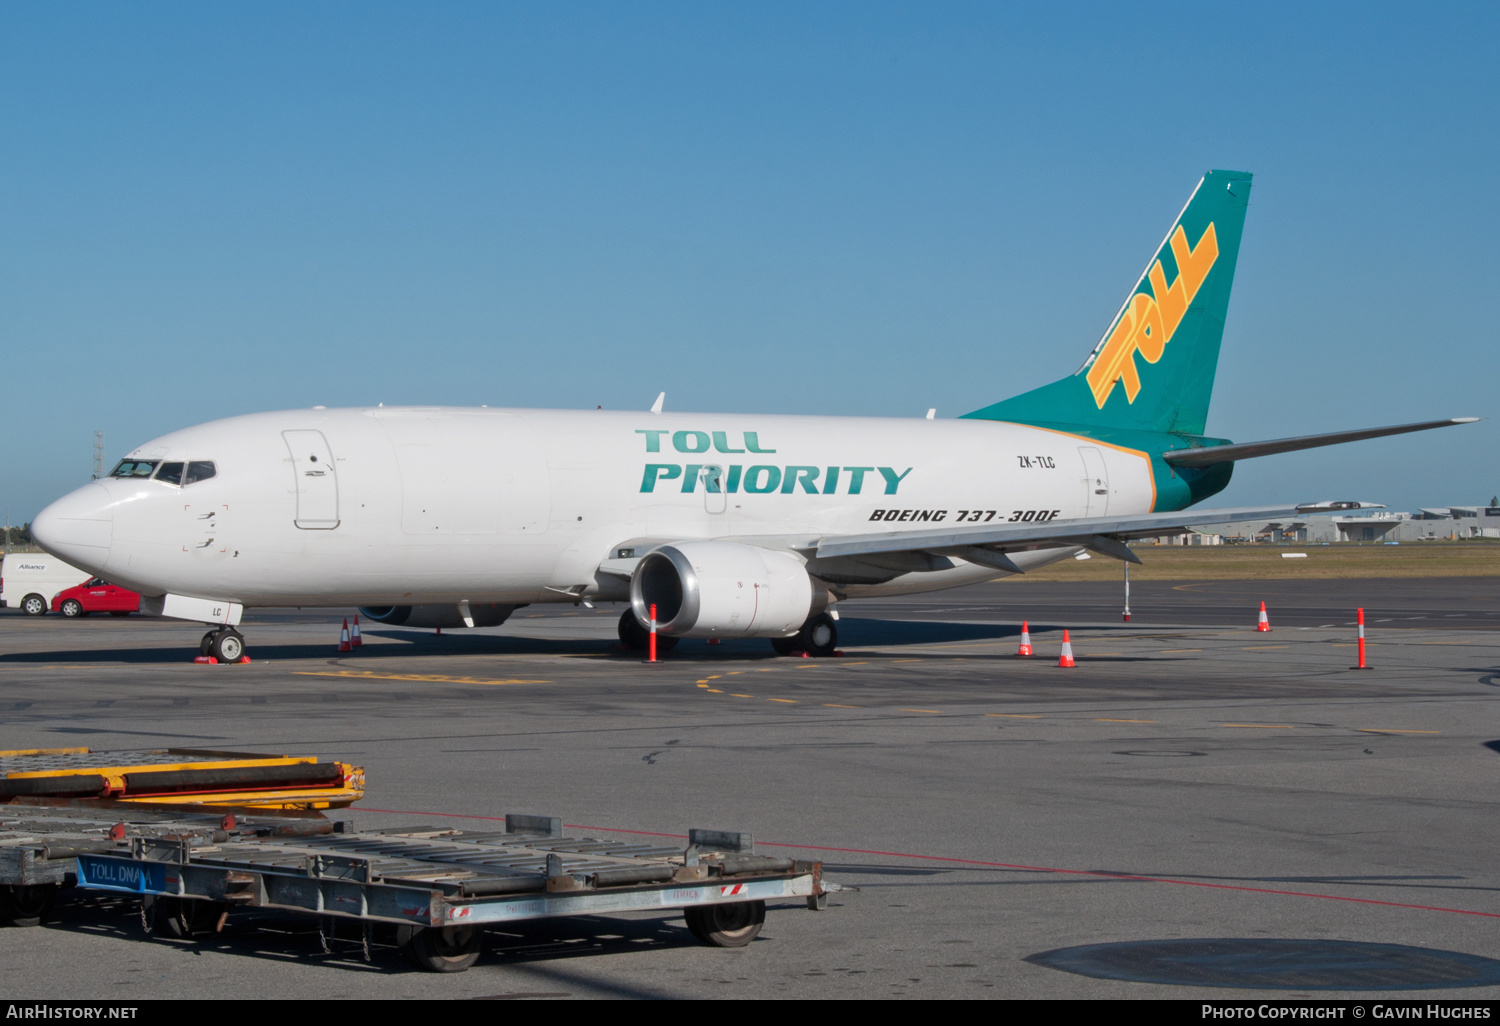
[200,627,247,663]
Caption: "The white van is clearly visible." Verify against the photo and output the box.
[1,553,91,615]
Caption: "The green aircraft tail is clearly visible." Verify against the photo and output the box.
[964,170,1252,437]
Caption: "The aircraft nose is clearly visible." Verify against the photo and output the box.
[32,482,115,571]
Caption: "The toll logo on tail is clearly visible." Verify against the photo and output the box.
[962,169,1250,438]
[1085,222,1219,408]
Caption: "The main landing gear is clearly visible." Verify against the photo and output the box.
[770,612,837,658]
[617,609,678,654]
[200,627,246,663]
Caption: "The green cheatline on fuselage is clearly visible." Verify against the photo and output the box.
[962,169,1254,512]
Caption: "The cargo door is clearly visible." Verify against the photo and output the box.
[1079,446,1110,517]
[283,430,341,529]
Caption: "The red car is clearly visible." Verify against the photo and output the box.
[51,578,141,617]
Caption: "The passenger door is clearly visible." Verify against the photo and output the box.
[702,465,726,515]
[1079,446,1110,517]
[283,430,341,529]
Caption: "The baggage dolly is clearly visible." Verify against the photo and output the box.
[75,814,839,972]
[0,796,336,927]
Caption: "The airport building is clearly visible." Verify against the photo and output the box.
[1169,506,1500,545]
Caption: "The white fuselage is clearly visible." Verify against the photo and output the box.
[33,407,1157,613]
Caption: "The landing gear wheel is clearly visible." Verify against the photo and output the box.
[146,896,229,938]
[0,884,59,927]
[684,900,765,947]
[397,923,482,972]
[800,613,837,657]
[617,610,678,653]
[209,629,245,663]
[21,594,47,616]
[60,599,84,618]
[618,609,648,650]
[200,631,216,656]
[770,614,837,657]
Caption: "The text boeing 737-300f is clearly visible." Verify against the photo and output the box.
[32,171,1477,663]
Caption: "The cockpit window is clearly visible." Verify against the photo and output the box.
[184,461,216,484]
[109,460,159,478]
[155,462,185,485]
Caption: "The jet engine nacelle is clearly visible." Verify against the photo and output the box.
[358,603,518,629]
[630,541,813,638]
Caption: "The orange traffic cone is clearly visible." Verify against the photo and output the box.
[1057,629,1075,668]
[1017,621,1033,657]
[338,618,352,652]
[350,615,362,648]
[1256,601,1270,632]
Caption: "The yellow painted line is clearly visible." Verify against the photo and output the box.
[0,747,90,758]
[988,714,1042,718]
[731,693,754,698]
[823,703,859,708]
[900,708,942,714]
[768,698,798,704]
[1359,729,1441,734]
[1161,649,1202,654]
[1241,645,1289,650]
[293,671,550,686]
[727,671,744,675]
[1094,718,1157,724]
[1222,723,1295,729]
[696,681,711,685]
[706,689,723,693]
[704,674,722,680]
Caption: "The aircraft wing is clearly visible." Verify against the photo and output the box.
[814,505,1302,569]
[1162,418,1478,468]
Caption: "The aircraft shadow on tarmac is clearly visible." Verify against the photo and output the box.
[0,618,1167,665]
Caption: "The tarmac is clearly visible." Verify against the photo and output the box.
[1,575,1498,999]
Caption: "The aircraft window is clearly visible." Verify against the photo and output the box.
[184,461,217,485]
[109,460,159,478]
[155,462,185,485]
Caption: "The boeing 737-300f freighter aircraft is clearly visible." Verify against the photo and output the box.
[32,171,1477,663]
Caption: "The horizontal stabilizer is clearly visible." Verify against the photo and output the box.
[816,505,1302,561]
[1163,418,1479,468]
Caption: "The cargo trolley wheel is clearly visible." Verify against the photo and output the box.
[684,899,765,947]
[21,594,47,616]
[398,923,482,972]
[0,883,59,927]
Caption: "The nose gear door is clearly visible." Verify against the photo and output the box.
[283,430,341,529]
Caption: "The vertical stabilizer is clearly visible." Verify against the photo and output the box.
[964,170,1252,436]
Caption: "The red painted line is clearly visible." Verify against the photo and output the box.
[352,808,1500,920]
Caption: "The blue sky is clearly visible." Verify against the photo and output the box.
[3,2,1496,522]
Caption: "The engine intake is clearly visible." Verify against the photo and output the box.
[358,604,518,629]
[630,541,813,638]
